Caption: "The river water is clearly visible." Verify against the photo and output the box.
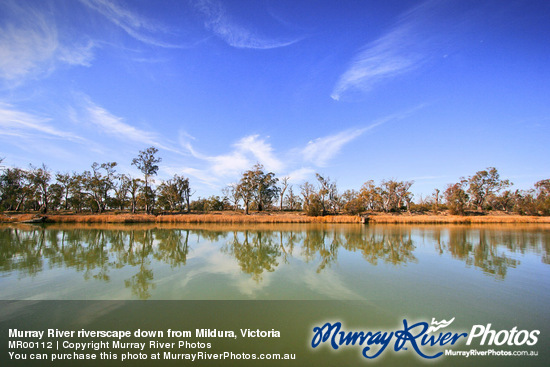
[1,223,548,366]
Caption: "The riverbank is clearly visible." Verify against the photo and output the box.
[2,212,550,224]
[1,212,359,224]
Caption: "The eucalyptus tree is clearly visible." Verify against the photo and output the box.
[300,181,315,213]
[445,181,469,215]
[132,147,161,214]
[467,167,511,210]
[237,163,279,214]
[237,172,255,215]
[28,164,51,213]
[284,186,301,211]
[157,181,173,211]
[488,190,515,213]
[316,174,338,214]
[55,173,72,210]
[379,179,414,212]
[222,183,241,211]
[158,174,191,212]
[511,189,538,215]
[179,175,193,212]
[341,189,364,215]
[84,162,118,213]
[252,164,279,211]
[129,177,142,214]
[432,188,441,213]
[0,167,29,211]
[138,185,157,213]
[68,173,87,212]
[48,183,64,211]
[535,179,550,196]
[99,161,118,208]
[113,174,131,211]
[81,171,97,212]
[534,179,550,215]
[359,180,383,211]
[278,176,289,211]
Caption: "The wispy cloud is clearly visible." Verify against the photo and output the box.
[79,0,184,48]
[164,166,220,189]
[0,102,83,142]
[181,128,361,186]
[0,2,57,81]
[332,0,453,100]
[184,134,284,181]
[58,40,96,66]
[179,106,424,187]
[302,268,364,300]
[233,135,283,172]
[194,0,301,49]
[78,96,178,153]
[0,1,94,84]
[302,105,425,166]
[302,128,367,167]
[286,167,316,182]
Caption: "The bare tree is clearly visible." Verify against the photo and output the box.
[279,176,289,211]
[316,173,338,214]
[432,188,440,214]
[284,186,301,211]
[300,181,315,212]
[222,183,240,211]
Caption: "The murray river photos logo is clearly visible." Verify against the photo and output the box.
[310,318,540,360]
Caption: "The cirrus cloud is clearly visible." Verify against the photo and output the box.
[332,0,460,100]
[194,0,302,49]
[0,0,95,84]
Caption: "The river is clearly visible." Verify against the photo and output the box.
[1,223,548,366]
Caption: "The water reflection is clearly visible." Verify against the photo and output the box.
[441,228,519,278]
[344,230,417,266]
[1,224,548,299]
[222,231,281,281]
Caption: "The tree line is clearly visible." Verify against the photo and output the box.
[0,147,549,216]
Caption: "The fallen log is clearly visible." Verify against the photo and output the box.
[20,216,47,224]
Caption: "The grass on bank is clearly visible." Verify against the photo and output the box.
[1,211,550,224]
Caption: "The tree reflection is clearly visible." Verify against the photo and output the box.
[1,224,548,299]
[0,227,46,276]
[442,228,519,279]
[154,229,190,267]
[277,230,299,265]
[340,228,417,266]
[122,229,155,299]
[222,231,281,281]
[301,229,341,272]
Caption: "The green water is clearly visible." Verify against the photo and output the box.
[1,223,548,366]
[1,223,548,302]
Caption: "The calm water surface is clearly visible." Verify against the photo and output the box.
[1,223,549,366]
[1,223,548,303]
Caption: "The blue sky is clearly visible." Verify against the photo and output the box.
[1,0,549,199]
